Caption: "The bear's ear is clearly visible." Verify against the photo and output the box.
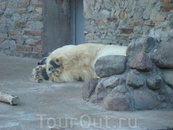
[58,55,64,62]
[38,57,47,65]
[53,55,63,66]
[55,56,62,64]
[57,55,66,67]
[56,59,59,62]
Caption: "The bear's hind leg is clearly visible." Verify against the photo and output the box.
[32,65,50,83]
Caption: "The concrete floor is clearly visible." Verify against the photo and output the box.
[0,53,173,130]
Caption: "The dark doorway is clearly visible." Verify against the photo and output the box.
[70,0,84,45]
[42,0,84,56]
[42,0,70,56]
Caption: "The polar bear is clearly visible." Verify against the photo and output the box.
[32,43,127,83]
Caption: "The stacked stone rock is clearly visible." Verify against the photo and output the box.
[82,37,173,111]
[0,0,43,58]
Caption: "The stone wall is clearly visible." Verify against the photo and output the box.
[1,0,173,58]
[0,0,43,58]
[83,0,173,45]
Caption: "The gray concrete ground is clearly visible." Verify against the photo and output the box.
[0,53,173,130]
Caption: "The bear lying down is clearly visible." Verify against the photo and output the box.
[32,43,127,83]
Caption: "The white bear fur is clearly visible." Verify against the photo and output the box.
[34,43,127,83]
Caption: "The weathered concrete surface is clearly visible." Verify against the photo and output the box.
[0,53,173,130]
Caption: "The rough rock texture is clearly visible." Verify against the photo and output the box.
[146,75,162,90]
[143,37,159,53]
[126,70,145,88]
[1,0,173,58]
[0,0,43,58]
[84,0,173,45]
[103,91,130,111]
[126,37,160,60]
[162,70,173,89]
[129,52,152,71]
[0,0,173,59]
[82,37,173,111]
[95,75,125,91]
[151,42,173,69]
[82,78,98,102]
[95,55,127,77]
[166,87,173,105]
[133,90,160,110]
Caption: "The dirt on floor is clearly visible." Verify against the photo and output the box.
[0,53,173,130]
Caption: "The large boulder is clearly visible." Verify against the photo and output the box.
[82,78,98,102]
[133,90,160,110]
[129,52,152,71]
[83,75,127,104]
[126,42,143,59]
[151,42,173,69]
[165,86,173,105]
[126,37,159,59]
[126,70,145,88]
[103,87,130,111]
[95,55,127,78]
[162,70,173,89]
[97,75,125,89]
[142,37,159,53]
[146,75,162,90]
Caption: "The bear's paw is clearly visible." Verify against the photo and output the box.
[32,65,49,83]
